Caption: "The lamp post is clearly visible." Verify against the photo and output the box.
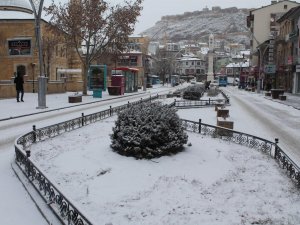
[29,0,47,108]
[31,63,35,93]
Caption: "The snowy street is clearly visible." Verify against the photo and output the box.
[223,87,300,164]
[0,84,300,224]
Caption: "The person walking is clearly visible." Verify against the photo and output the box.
[14,72,24,102]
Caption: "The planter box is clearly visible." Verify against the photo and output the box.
[217,117,234,136]
[271,89,284,99]
[279,95,286,100]
[216,108,229,118]
[215,104,224,111]
[68,95,82,103]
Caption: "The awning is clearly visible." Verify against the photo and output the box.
[57,69,82,74]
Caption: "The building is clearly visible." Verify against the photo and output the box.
[175,56,206,81]
[0,0,82,98]
[276,6,300,93]
[116,35,150,89]
[247,0,300,91]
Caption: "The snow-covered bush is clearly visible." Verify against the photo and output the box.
[183,84,205,100]
[110,102,188,159]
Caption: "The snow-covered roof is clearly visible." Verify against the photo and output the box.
[0,0,32,10]
[179,57,201,61]
[226,61,249,68]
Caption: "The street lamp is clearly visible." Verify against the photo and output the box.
[31,63,35,93]
[29,0,47,108]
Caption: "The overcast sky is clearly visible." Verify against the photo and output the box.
[109,0,289,34]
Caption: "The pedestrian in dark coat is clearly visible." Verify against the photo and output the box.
[14,72,24,102]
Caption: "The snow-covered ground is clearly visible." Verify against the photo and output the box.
[28,89,300,225]
[1,85,300,225]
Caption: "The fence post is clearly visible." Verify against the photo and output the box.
[110,106,112,116]
[81,113,84,126]
[209,98,210,105]
[274,138,279,159]
[32,125,36,143]
[198,119,201,133]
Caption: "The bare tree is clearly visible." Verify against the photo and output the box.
[42,32,62,79]
[45,0,143,94]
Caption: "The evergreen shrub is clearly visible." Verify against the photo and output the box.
[182,84,205,100]
[110,102,188,159]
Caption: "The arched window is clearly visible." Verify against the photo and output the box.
[17,65,26,76]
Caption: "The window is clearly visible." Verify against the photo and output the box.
[8,39,31,55]
[197,61,201,65]
[186,62,188,66]
[284,5,287,9]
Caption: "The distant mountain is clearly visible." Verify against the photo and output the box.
[140,7,252,46]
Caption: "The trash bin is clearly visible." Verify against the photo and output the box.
[93,89,102,98]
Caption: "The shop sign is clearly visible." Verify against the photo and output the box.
[8,39,31,55]
[264,64,276,74]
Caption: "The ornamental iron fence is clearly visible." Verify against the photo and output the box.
[15,95,157,225]
[181,119,300,186]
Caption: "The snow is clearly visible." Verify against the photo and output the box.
[1,85,300,225]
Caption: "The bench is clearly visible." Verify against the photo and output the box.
[279,95,287,100]
[68,95,82,103]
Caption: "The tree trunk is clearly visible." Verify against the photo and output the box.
[82,64,88,95]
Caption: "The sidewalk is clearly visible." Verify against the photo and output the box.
[0,84,183,121]
[263,91,300,110]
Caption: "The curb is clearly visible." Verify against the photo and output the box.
[11,162,63,225]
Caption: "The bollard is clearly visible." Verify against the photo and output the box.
[274,138,279,159]
[32,125,36,143]
[199,119,202,133]
[209,98,210,105]
[110,106,112,116]
[81,113,84,126]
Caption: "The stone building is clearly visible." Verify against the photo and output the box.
[0,0,82,98]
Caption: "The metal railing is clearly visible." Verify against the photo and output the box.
[181,119,300,186]
[174,99,227,108]
[14,93,300,225]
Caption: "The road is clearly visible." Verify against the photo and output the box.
[223,87,300,165]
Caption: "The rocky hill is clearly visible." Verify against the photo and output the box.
[140,7,252,46]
